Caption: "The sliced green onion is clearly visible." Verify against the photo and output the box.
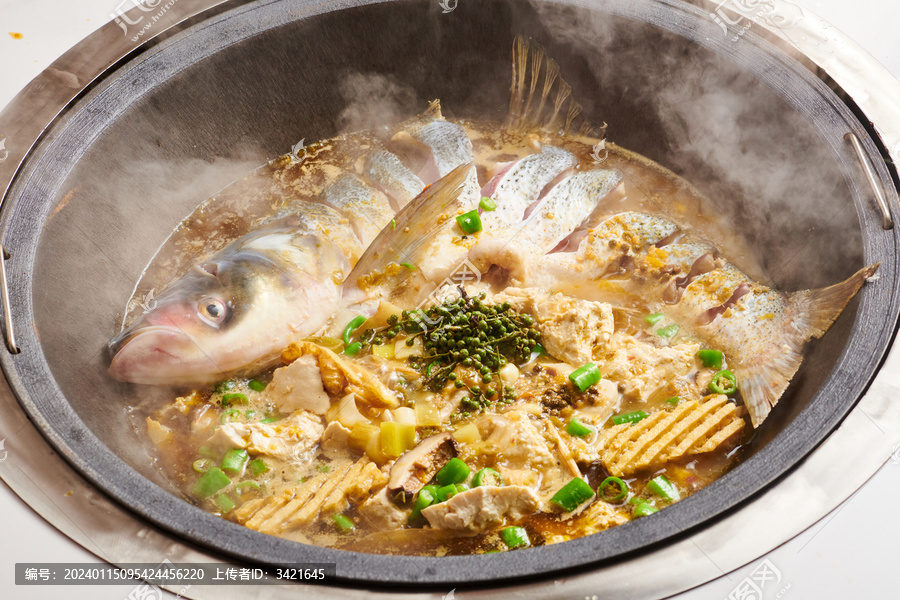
[455,483,470,493]
[435,483,461,503]
[566,417,595,438]
[500,526,530,549]
[248,458,269,477]
[550,477,595,512]
[656,324,680,339]
[456,209,483,234]
[235,481,262,496]
[569,362,601,393]
[220,408,241,424]
[479,196,497,211]
[260,416,280,424]
[215,493,235,513]
[342,315,367,345]
[633,502,659,518]
[192,458,213,473]
[391,218,397,230]
[598,477,629,502]
[473,467,504,487]
[343,341,362,356]
[647,475,681,502]
[611,410,649,425]
[436,457,470,485]
[709,369,738,395]
[645,313,665,325]
[409,487,437,522]
[697,349,724,369]
[192,467,231,499]
[220,448,249,474]
[665,396,680,406]
[248,379,267,392]
[222,392,248,406]
[197,445,216,458]
[401,262,416,270]
[332,514,356,532]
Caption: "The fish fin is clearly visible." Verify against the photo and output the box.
[345,162,472,289]
[506,35,604,137]
[738,263,879,428]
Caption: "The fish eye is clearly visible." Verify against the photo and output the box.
[198,297,228,325]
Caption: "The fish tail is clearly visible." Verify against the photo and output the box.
[505,35,600,137]
[739,263,879,428]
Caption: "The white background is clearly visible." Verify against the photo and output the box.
[1,1,900,599]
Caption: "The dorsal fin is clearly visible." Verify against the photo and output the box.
[505,35,605,139]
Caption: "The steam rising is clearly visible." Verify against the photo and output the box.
[337,72,418,132]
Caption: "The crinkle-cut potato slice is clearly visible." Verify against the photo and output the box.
[599,394,744,476]
[235,457,385,534]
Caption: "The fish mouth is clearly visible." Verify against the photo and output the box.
[108,326,215,385]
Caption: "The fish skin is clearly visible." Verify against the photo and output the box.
[321,173,395,247]
[364,149,424,209]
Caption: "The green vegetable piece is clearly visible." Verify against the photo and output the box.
[343,341,363,356]
[455,483,470,493]
[260,416,280,424]
[248,379,266,392]
[342,315,367,345]
[410,487,436,522]
[214,380,236,394]
[235,481,262,496]
[532,343,546,355]
[611,410,649,425]
[644,313,665,325]
[401,262,416,270]
[192,458,213,473]
[697,349,724,369]
[633,502,659,518]
[436,457,471,485]
[473,467,504,487]
[215,493,235,513]
[435,483,461,503]
[192,467,231,499]
[248,458,269,477]
[221,392,248,406]
[220,408,241,424]
[500,526,530,549]
[709,369,739,395]
[566,417,595,438]
[197,445,216,458]
[647,475,681,502]
[220,448,249,474]
[665,396,680,406]
[550,477,595,513]
[456,209,483,234]
[479,196,497,211]
[569,362,601,393]
[656,324,680,339]
[332,514,356,532]
[598,476,629,502]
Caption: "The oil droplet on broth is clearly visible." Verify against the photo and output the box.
[9,32,24,40]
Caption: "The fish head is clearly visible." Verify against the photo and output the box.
[109,245,342,386]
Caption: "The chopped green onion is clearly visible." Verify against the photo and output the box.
[569,362,601,393]
[235,481,262,496]
[709,369,739,395]
[645,313,665,325]
[343,341,362,356]
[532,343,546,355]
[633,502,659,518]
[245,410,257,419]
[316,464,332,473]
[260,416,280,424]
[550,478,595,512]
[220,408,241,424]
[221,392,248,406]
[473,468,504,487]
[197,445,216,458]
[215,493,235,513]
[435,483,462,503]
[456,209,483,234]
[611,410,649,425]
[566,417,595,438]
[598,476,629,502]
[500,526,530,549]
[479,196,497,211]
[248,458,269,477]
[401,262,416,270]
[436,457,470,486]
[666,396,680,406]
[647,475,681,502]
[248,379,267,392]
[656,324,680,339]
[192,467,231,499]
[697,349,724,369]
[220,448,249,474]
[332,514,356,532]
[342,315,367,345]
[192,458,213,473]
[409,487,437,522]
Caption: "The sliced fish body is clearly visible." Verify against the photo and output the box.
[322,173,395,247]
[668,264,754,324]
[258,202,363,264]
[364,150,425,209]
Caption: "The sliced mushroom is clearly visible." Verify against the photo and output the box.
[386,432,458,499]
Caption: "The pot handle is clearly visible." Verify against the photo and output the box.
[845,132,894,231]
[0,0,231,354]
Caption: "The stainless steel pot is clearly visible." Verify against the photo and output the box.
[0,0,898,592]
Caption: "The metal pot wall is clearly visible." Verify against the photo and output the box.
[0,0,898,588]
